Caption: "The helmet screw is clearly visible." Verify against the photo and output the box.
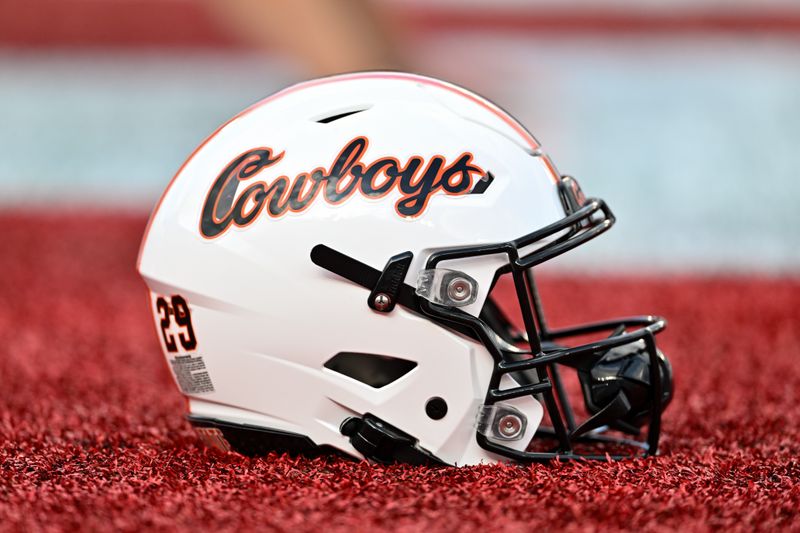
[447,277,472,302]
[373,293,391,311]
[497,413,523,439]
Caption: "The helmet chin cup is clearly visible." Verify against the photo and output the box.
[577,341,674,436]
[570,391,633,439]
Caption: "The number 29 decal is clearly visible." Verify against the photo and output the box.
[154,295,197,352]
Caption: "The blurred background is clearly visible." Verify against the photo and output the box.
[0,0,798,272]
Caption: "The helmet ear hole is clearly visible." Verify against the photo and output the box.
[425,397,448,420]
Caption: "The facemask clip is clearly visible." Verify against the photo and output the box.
[416,269,478,307]
[476,403,528,441]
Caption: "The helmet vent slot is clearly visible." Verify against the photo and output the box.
[324,352,417,388]
[315,107,370,124]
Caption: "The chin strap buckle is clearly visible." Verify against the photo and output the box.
[367,251,413,313]
[340,414,443,465]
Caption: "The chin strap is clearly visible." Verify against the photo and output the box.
[310,244,479,339]
[367,251,413,313]
[340,414,445,465]
[311,245,420,311]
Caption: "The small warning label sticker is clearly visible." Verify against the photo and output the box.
[195,427,232,452]
[170,354,215,394]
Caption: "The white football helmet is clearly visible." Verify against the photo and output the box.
[138,72,672,465]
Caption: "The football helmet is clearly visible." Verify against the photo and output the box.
[138,72,672,465]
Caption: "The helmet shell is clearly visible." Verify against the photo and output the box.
[138,72,567,465]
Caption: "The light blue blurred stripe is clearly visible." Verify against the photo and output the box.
[0,38,797,272]
[484,36,800,271]
[0,51,294,205]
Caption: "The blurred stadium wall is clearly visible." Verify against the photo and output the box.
[0,0,798,272]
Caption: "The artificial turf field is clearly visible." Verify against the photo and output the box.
[1,213,798,531]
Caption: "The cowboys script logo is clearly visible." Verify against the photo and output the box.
[199,136,490,239]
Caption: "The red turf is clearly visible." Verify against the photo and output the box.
[1,212,799,532]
